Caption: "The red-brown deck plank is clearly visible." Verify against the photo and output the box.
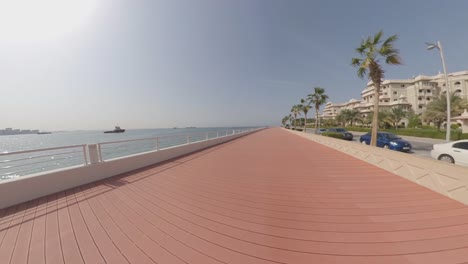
[0,203,27,263]
[45,194,64,264]
[10,200,38,264]
[2,128,468,263]
[28,196,48,264]
[77,185,154,264]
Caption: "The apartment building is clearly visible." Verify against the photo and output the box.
[323,70,468,120]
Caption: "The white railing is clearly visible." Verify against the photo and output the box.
[0,145,88,180]
[0,128,258,179]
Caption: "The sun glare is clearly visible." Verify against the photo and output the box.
[0,0,99,43]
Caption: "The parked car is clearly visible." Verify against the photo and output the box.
[359,132,412,152]
[430,140,468,166]
[315,128,328,135]
[326,128,354,140]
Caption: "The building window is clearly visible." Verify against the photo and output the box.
[456,89,462,93]
[393,91,397,95]
[419,89,423,93]
[401,84,405,87]
[384,100,389,102]
[427,97,431,101]
[418,97,422,100]
[418,105,423,109]
[394,99,397,101]
[455,81,461,85]
[427,89,431,93]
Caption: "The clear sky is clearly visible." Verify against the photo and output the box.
[1,0,468,130]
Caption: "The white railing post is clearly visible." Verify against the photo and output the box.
[205,132,208,140]
[187,135,190,144]
[82,145,88,165]
[155,137,160,151]
[98,144,103,162]
[217,131,219,138]
[87,144,100,164]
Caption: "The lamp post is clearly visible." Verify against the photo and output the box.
[426,41,451,142]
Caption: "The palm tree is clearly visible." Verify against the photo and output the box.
[351,30,402,146]
[307,87,329,130]
[386,106,407,129]
[290,105,302,130]
[281,116,289,127]
[340,109,361,127]
[423,92,468,130]
[361,113,373,127]
[335,112,345,127]
[300,99,311,131]
[406,109,422,128]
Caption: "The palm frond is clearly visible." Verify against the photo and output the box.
[382,34,398,47]
[351,57,362,67]
[385,54,402,65]
[373,30,383,45]
[357,67,367,79]
[356,44,367,55]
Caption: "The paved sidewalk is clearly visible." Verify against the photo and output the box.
[1,128,468,263]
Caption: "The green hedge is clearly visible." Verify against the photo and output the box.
[322,132,344,139]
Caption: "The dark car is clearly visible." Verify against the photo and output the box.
[315,128,328,135]
[359,132,412,152]
[327,128,354,140]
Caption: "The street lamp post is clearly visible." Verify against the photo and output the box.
[426,41,451,142]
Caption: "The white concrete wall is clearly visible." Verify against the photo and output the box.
[0,130,261,209]
[287,129,468,205]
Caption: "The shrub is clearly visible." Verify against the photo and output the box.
[322,132,344,139]
[346,126,371,132]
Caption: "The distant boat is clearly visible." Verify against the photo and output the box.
[185,126,197,129]
[37,132,52,134]
[104,126,125,133]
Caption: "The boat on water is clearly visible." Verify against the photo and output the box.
[37,132,52,134]
[104,126,125,133]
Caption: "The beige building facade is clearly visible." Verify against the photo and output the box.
[323,70,468,122]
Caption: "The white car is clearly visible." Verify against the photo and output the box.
[430,140,468,167]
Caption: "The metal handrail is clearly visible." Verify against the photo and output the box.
[0,144,88,179]
[0,144,86,156]
[0,149,83,164]
[0,128,259,179]
[96,128,253,161]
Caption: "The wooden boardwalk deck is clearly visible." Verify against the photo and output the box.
[1,128,468,263]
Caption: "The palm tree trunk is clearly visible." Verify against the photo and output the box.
[371,85,380,146]
[304,113,307,132]
[315,106,319,130]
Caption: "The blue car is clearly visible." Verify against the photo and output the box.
[359,132,412,152]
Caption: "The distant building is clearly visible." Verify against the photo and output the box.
[323,70,468,123]
[0,128,43,136]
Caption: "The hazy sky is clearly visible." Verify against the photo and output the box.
[2,0,468,130]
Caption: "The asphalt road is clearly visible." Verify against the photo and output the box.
[350,132,435,158]
[306,129,446,159]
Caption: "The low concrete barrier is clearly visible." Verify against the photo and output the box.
[287,129,468,205]
[0,129,261,209]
